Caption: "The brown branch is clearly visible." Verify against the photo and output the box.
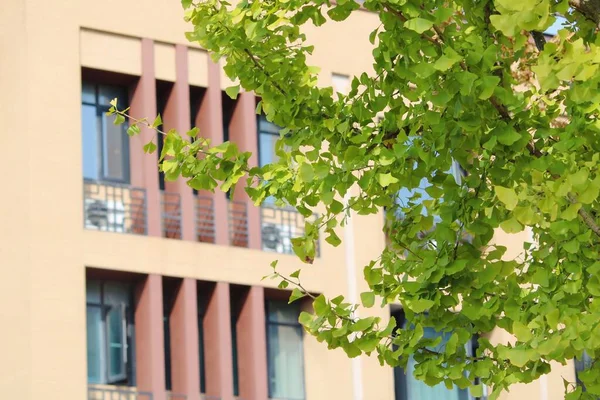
[568,194,600,237]
[570,0,600,26]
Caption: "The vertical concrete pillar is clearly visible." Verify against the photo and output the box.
[203,282,234,400]
[237,286,269,400]
[135,274,166,400]
[130,38,161,237]
[196,60,229,246]
[170,278,201,400]
[163,44,195,241]
[228,92,261,249]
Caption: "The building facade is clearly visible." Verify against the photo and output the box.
[0,1,582,400]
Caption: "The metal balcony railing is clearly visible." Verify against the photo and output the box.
[196,195,216,243]
[229,200,249,247]
[161,191,182,239]
[168,394,220,400]
[260,205,319,256]
[87,386,153,400]
[83,180,147,235]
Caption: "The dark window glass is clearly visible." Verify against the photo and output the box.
[86,279,134,386]
[198,304,206,394]
[81,82,130,183]
[266,300,305,400]
[392,310,470,400]
[258,115,280,168]
[575,351,594,392]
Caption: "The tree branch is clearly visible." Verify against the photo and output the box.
[570,0,600,27]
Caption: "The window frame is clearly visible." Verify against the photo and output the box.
[81,82,131,184]
[86,280,134,386]
[265,299,306,400]
[391,308,482,400]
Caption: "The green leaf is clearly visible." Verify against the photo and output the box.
[445,333,458,355]
[500,217,524,233]
[225,85,240,99]
[479,76,501,100]
[143,140,157,154]
[127,124,141,137]
[313,294,329,316]
[290,269,300,279]
[299,163,314,183]
[433,48,462,71]
[298,311,313,327]
[587,275,600,296]
[360,291,375,308]
[497,126,522,146]
[289,288,305,303]
[325,229,342,246]
[470,384,484,398]
[506,347,537,367]
[378,173,399,187]
[404,18,434,34]
[513,321,533,342]
[495,186,518,210]
[356,336,380,352]
[562,203,581,221]
[114,113,125,125]
[350,317,375,332]
[151,114,163,129]
[406,298,435,313]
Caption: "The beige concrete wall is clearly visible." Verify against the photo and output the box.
[80,29,142,76]
[0,1,33,398]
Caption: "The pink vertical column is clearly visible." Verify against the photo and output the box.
[170,278,201,400]
[203,282,234,400]
[135,274,166,400]
[130,39,161,237]
[237,286,269,400]
[163,44,195,241]
[195,60,229,245]
[228,92,261,249]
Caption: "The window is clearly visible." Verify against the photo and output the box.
[230,292,242,397]
[164,296,173,391]
[392,310,474,400]
[82,82,130,183]
[575,351,594,392]
[266,300,305,400]
[198,298,207,394]
[86,280,135,385]
[395,159,464,222]
[258,114,281,168]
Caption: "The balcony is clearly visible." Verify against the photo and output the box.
[168,394,221,400]
[228,200,249,247]
[84,181,318,256]
[161,192,182,239]
[88,386,153,400]
[196,195,216,243]
[260,204,319,256]
[83,180,147,234]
